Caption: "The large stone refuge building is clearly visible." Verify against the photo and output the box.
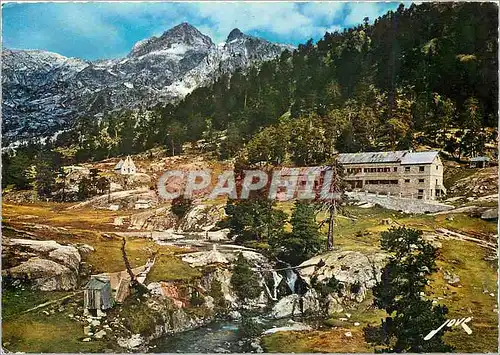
[338,150,446,200]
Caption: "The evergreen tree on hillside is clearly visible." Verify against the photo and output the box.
[271,201,323,266]
[25,2,498,164]
[2,151,32,189]
[225,197,286,244]
[171,196,193,219]
[230,253,261,300]
[56,167,68,202]
[35,162,56,200]
[364,227,453,353]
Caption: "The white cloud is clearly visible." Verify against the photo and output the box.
[3,2,400,59]
[189,2,347,43]
[344,3,397,26]
[301,2,346,22]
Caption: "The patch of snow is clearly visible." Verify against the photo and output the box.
[144,44,190,58]
[167,80,194,97]
[132,37,153,52]
[123,82,134,89]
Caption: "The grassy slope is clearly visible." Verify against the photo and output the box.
[3,312,110,353]
[2,197,497,352]
[263,205,498,353]
[2,203,201,352]
[2,289,111,353]
[434,240,498,352]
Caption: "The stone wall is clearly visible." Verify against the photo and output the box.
[347,191,454,214]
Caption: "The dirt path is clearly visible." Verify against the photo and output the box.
[435,228,497,250]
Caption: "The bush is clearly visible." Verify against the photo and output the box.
[312,275,344,298]
[171,196,193,219]
[230,253,261,300]
[270,201,322,266]
[190,291,204,307]
[209,279,228,311]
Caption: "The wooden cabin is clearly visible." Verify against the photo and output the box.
[470,156,490,168]
[84,276,113,315]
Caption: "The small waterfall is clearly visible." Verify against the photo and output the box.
[285,269,297,293]
[263,271,283,301]
[262,276,276,301]
[271,271,282,300]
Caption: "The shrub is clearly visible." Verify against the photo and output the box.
[209,279,228,311]
[171,196,193,219]
[230,253,261,300]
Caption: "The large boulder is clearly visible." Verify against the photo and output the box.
[48,246,81,271]
[2,238,83,290]
[270,294,300,319]
[269,288,321,319]
[117,334,144,350]
[4,257,78,290]
[181,246,230,267]
[177,204,225,232]
[298,250,388,304]
[129,207,177,230]
[5,238,81,270]
[481,207,498,220]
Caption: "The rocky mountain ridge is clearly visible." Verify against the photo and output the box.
[2,23,294,143]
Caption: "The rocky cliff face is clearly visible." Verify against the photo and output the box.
[2,23,293,143]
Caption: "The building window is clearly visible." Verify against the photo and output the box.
[436,165,438,170]
[405,179,410,183]
[419,179,424,183]
[405,167,410,172]
[393,167,398,172]
[436,179,438,185]
[366,180,399,185]
[419,166,425,172]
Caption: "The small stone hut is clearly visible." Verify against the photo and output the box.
[470,156,490,168]
[84,276,113,316]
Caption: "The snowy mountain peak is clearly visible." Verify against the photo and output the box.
[227,28,245,42]
[3,25,294,142]
[166,22,203,36]
[128,23,213,58]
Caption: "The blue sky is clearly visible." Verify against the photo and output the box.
[3,2,405,61]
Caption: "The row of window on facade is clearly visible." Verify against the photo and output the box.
[346,166,435,174]
[363,178,427,185]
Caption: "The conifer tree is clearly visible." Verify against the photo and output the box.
[271,201,322,266]
[230,253,261,300]
[364,227,453,353]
